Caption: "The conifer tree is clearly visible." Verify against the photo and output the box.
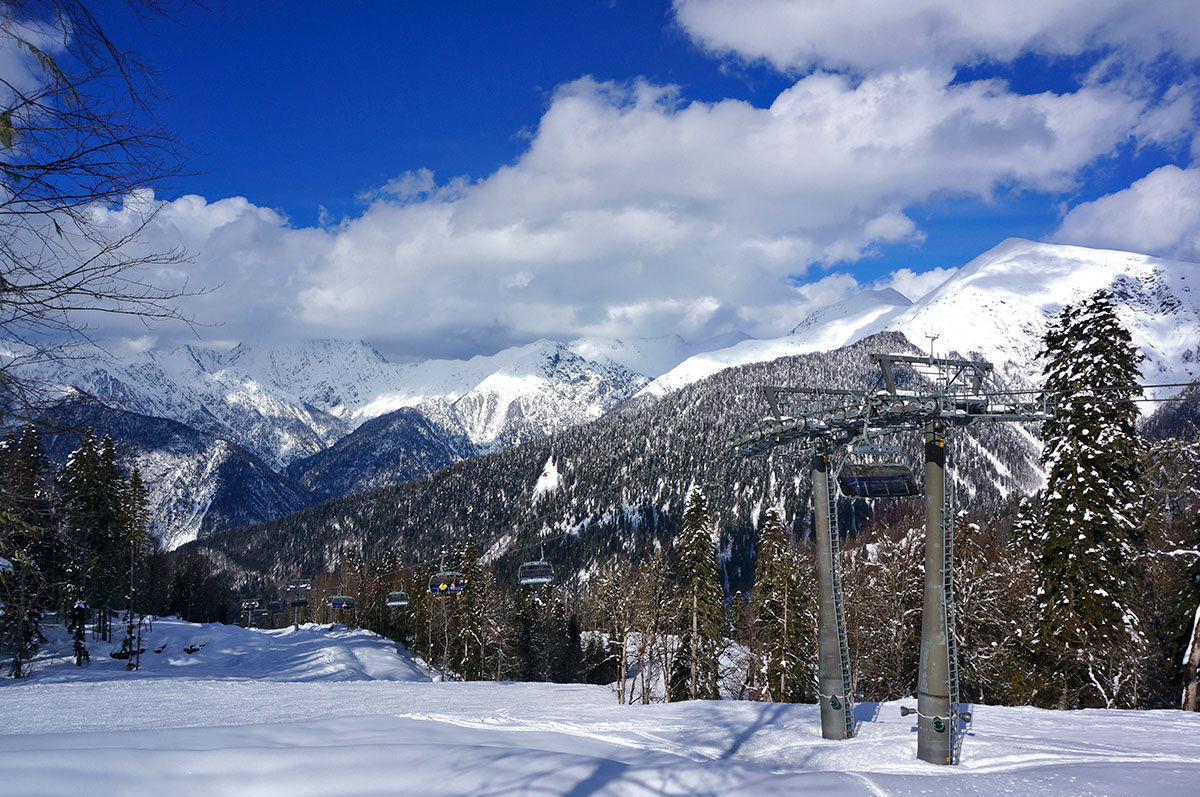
[752,508,809,702]
[60,431,126,641]
[0,426,55,677]
[68,600,90,666]
[514,583,549,682]
[1137,432,1200,708]
[1034,289,1147,708]
[669,487,725,701]
[453,537,486,680]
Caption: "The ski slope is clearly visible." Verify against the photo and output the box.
[1,619,1197,795]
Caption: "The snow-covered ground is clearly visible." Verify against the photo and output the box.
[2,619,1198,795]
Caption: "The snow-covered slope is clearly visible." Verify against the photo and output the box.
[20,617,429,684]
[4,618,1198,795]
[641,239,1200,399]
[640,287,913,398]
[34,338,651,468]
[884,238,1200,394]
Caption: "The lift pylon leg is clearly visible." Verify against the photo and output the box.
[917,423,952,764]
[811,451,854,739]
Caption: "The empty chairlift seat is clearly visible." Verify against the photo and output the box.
[517,559,553,586]
[386,590,410,607]
[838,463,921,498]
[429,572,465,597]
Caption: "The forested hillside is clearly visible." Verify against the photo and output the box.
[204,332,1044,589]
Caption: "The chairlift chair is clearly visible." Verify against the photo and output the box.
[835,434,921,498]
[429,571,465,597]
[518,546,554,586]
[327,594,355,610]
[386,590,410,607]
[838,463,921,498]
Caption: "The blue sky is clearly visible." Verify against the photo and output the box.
[75,1,1200,358]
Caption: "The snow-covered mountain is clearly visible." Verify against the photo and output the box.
[639,288,914,398]
[35,338,651,469]
[641,239,1200,399]
[567,331,751,379]
[41,401,313,550]
[21,238,1200,551]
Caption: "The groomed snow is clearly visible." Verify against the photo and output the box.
[2,618,1198,795]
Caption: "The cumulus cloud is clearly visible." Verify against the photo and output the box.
[672,0,1200,74]
[875,267,960,302]
[1051,165,1200,262]
[78,66,1174,359]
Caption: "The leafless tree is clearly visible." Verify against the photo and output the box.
[1,1,199,418]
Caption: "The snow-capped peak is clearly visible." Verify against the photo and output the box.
[639,239,1200,400]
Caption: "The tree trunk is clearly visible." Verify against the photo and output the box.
[691,583,698,700]
[780,577,788,702]
[1184,602,1200,712]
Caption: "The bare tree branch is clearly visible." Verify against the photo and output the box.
[0,1,205,422]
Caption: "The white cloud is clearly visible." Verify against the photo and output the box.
[1051,165,1200,262]
[876,267,960,302]
[672,0,1200,74]
[78,67,1169,358]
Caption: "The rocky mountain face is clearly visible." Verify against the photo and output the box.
[36,338,651,469]
[25,339,652,548]
[39,401,314,550]
[285,407,476,501]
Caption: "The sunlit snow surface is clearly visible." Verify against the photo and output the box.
[2,619,1198,795]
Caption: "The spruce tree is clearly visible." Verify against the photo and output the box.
[453,537,485,680]
[668,487,725,701]
[752,508,809,702]
[60,431,126,641]
[1034,289,1147,708]
[0,426,55,677]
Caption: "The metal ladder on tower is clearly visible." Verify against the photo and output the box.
[941,435,963,763]
[826,465,856,739]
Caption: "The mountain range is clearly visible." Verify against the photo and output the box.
[16,238,1200,553]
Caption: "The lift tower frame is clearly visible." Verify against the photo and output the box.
[729,351,1057,764]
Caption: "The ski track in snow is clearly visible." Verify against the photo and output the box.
[2,619,1199,795]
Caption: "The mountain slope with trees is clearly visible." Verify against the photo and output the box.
[200,332,1045,589]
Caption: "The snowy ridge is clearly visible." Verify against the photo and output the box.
[640,288,912,398]
[31,338,650,467]
[20,617,429,684]
[640,239,1200,400]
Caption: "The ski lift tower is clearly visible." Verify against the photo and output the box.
[729,352,1057,765]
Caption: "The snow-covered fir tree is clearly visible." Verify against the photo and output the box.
[1034,289,1147,708]
[453,537,486,680]
[751,508,811,702]
[669,487,725,701]
[0,426,56,677]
